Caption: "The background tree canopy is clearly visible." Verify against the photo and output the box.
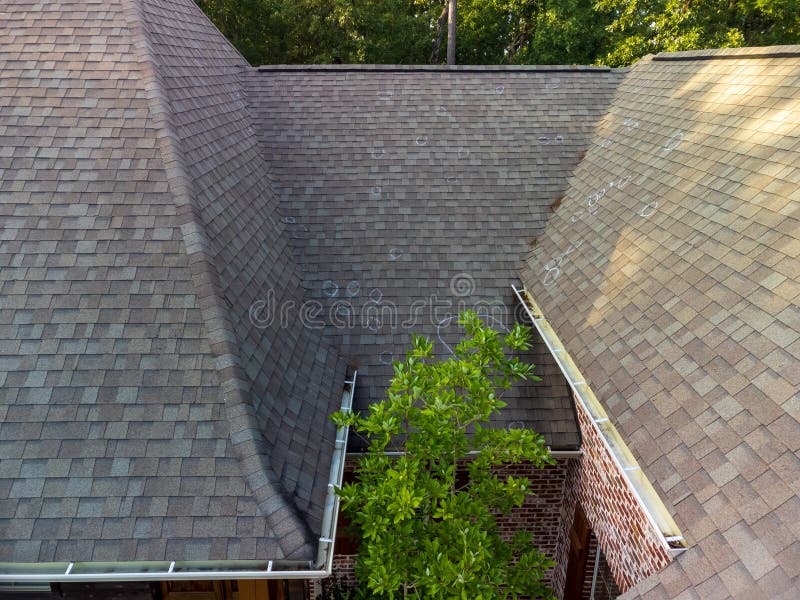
[195,0,800,67]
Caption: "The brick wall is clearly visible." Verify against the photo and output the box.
[496,459,570,573]
[327,458,572,594]
[565,399,673,593]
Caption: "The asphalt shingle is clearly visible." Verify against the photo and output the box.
[522,47,800,597]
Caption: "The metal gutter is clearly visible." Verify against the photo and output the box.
[315,371,357,571]
[0,374,358,584]
[511,285,687,556]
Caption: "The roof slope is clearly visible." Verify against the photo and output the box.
[522,47,800,597]
[247,66,624,449]
[132,0,347,553]
[0,0,345,563]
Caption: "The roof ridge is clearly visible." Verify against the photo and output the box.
[121,0,314,558]
[653,45,800,61]
[255,64,612,73]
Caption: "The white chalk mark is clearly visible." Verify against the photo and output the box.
[388,248,403,261]
[457,148,470,159]
[379,351,393,365]
[639,201,660,218]
[537,136,550,145]
[369,288,383,303]
[371,147,386,159]
[587,188,606,209]
[542,266,560,287]
[346,281,360,297]
[416,135,429,146]
[377,90,393,101]
[436,105,448,116]
[370,186,382,200]
[662,131,684,154]
[281,216,296,224]
[446,175,458,184]
[322,280,339,298]
[367,315,381,332]
[495,85,505,95]
[623,118,639,132]
[542,240,584,287]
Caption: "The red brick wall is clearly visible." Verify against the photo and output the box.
[496,459,570,569]
[567,399,673,592]
[551,457,580,597]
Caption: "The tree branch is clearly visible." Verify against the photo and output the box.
[430,3,448,64]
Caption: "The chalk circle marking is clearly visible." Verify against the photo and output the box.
[415,135,429,146]
[346,281,360,297]
[388,248,403,261]
[639,201,660,218]
[322,280,339,298]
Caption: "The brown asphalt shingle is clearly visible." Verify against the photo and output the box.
[521,47,800,597]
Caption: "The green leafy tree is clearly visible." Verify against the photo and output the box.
[596,0,800,67]
[331,311,555,600]
[454,0,610,65]
[197,0,800,66]
[196,0,610,65]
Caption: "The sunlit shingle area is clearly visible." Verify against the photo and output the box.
[523,47,800,597]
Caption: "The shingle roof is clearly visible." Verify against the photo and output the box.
[246,66,623,449]
[0,0,345,563]
[521,48,800,597]
[3,0,799,593]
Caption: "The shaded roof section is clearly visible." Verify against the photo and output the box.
[521,47,800,597]
[0,0,345,563]
[246,66,624,449]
